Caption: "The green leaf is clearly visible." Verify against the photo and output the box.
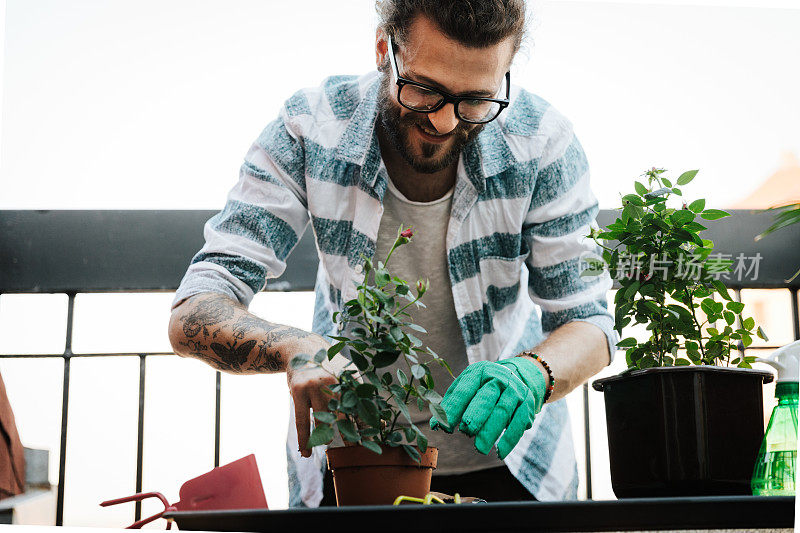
[397,369,408,387]
[726,301,745,313]
[624,280,641,300]
[430,402,449,428]
[326,343,344,361]
[422,388,443,404]
[361,440,382,455]
[743,317,755,330]
[700,209,731,220]
[712,279,732,301]
[375,268,390,287]
[407,334,423,347]
[634,181,648,196]
[616,337,638,348]
[411,364,426,380]
[435,357,453,376]
[407,323,427,333]
[402,444,421,463]
[684,221,707,232]
[676,169,698,186]
[357,400,380,427]
[290,353,311,369]
[757,326,769,341]
[313,411,337,424]
[349,350,369,371]
[389,326,404,342]
[416,431,428,453]
[639,355,658,368]
[341,390,358,409]
[307,424,334,448]
[365,371,382,387]
[372,350,401,368]
[623,194,645,206]
[688,199,706,213]
[355,383,378,398]
[337,419,360,443]
[723,311,735,325]
[671,209,694,225]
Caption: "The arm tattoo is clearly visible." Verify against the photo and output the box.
[182,296,236,338]
[247,340,285,372]
[209,339,258,373]
[174,293,319,374]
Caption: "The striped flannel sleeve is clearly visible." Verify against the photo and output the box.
[171,105,311,310]
[522,114,618,362]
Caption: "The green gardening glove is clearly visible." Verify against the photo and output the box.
[429,358,546,459]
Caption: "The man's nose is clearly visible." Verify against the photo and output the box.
[427,103,459,135]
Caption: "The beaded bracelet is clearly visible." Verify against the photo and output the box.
[518,350,555,403]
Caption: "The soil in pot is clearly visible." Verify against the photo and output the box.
[326,445,438,506]
[593,366,773,498]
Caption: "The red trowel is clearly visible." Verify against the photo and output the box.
[101,454,268,529]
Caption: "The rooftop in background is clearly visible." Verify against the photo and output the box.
[729,152,800,209]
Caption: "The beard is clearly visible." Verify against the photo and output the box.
[377,69,485,174]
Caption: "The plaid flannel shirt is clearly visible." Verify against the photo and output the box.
[172,71,617,506]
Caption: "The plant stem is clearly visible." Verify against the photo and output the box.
[386,387,412,440]
[684,287,707,360]
[393,294,422,318]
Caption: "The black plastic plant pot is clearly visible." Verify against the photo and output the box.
[592,366,773,498]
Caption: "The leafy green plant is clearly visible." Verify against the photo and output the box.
[757,202,800,283]
[586,168,767,370]
[291,226,451,462]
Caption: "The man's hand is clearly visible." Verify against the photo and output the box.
[430,358,546,459]
[287,344,356,458]
[288,357,337,458]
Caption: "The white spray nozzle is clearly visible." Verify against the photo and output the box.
[756,339,800,383]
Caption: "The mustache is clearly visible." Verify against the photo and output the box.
[397,112,472,140]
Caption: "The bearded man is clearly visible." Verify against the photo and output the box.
[168,0,617,506]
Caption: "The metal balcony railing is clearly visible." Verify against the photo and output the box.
[1,209,798,525]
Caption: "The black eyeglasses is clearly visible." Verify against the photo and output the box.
[386,34,510,125]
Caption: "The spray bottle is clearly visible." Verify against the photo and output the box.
[751,339,799,496]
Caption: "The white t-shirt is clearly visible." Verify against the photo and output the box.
[374,176,505,475]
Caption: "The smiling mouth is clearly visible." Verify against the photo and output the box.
[415,124,451,143]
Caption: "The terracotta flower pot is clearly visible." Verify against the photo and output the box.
[326,445,438,506]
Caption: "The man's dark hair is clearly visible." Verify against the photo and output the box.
[376,0,526,52]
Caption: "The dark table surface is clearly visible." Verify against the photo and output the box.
[164,495,795,532]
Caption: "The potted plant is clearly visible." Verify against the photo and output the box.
[291,226,452,506]
[587,168,774,497]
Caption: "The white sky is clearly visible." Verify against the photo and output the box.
[1,0,798,210]
[0,0,797,527]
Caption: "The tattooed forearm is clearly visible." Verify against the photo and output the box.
[169,292,327,375]
[247,340,285,372]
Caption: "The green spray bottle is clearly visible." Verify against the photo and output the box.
[751,339,799,496]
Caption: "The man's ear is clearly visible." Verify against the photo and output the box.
[375,29,389,69]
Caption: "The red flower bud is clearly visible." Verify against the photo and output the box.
[416,279,427,296]
[400,228,414,239]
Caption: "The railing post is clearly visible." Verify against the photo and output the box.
[134,354,146,522]
[215,371,221,468]
[583,382,592,500]
[56,292,76,527]
[791,288,799,341]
